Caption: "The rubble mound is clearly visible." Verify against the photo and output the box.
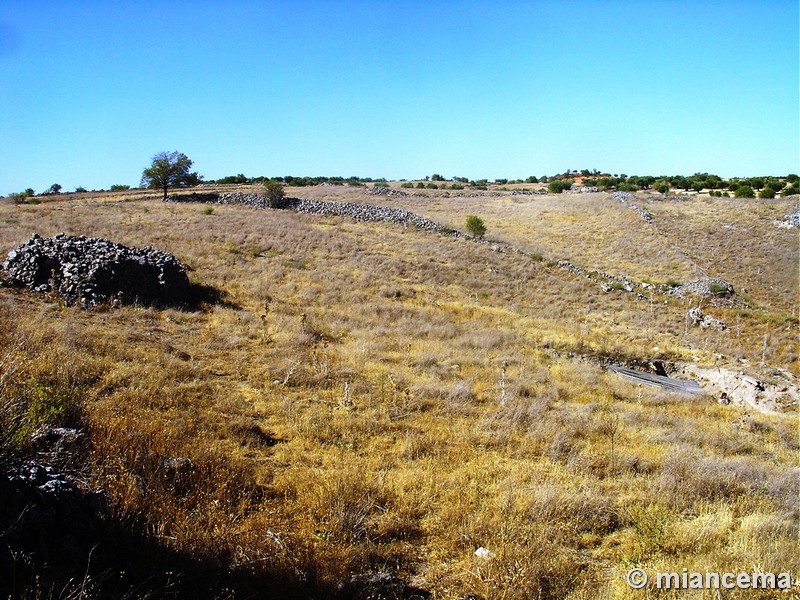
[671,276,734,298]
[3,233,191,308]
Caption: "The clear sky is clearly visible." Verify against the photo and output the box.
[1,0,797,194]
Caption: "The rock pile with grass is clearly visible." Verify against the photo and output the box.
[2,233,191,308]
[671,276,735,299]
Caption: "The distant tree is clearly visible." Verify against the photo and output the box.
[110,184,131,191]
[43,183,62,195]
[727,181,741,191]
[690,180,704,193]
[525,176,539,183]
[746,177,764,190]
[494,178,508,185]
[786,174,799,184]
[141,151,198,200]
[758,187,776,199]
[673,177,691,191]
[75,186,87,193]
[782,184,799,196]
[431,173,445,181]
[548,180,573,194]
[653,180,671,194]
[24,188,35,197]
[765,179,785,192]
[217,173,249,185]
[465,215,487,239]
[734,185,755,198]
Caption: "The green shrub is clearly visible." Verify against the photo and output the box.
[782,184,799,196]
[400,182,414,189]
[263,179,288,208]
[548,180,573,194]
[734,185,755,198]
[653,181,670,194]
[465,215,487,239]
[758,187,776,199]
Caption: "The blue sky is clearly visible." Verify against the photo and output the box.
[1,1,797,194]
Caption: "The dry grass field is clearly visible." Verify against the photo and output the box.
[0,186,798,599]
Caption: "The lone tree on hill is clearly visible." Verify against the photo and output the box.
[466,215,487,239]
[141,151,200,200]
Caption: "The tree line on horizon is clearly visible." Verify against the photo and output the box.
[4,151,799,201]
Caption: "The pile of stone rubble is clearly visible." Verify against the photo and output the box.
[776,206,799,229]
[670,276,735,299]
[2,233,191,308]
[367,186,410,198]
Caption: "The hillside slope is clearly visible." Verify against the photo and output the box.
[0,188,797,599]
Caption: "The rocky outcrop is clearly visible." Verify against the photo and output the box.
[2,234,191,308]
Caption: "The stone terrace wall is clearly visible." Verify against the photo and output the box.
[166,192,455,234]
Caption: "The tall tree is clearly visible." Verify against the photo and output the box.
[141,151,198,200]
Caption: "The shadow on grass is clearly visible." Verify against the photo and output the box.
[181,281,239,311]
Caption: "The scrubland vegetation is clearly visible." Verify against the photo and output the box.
[0,184,797,598]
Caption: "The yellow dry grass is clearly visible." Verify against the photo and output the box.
[0,188,797,598]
